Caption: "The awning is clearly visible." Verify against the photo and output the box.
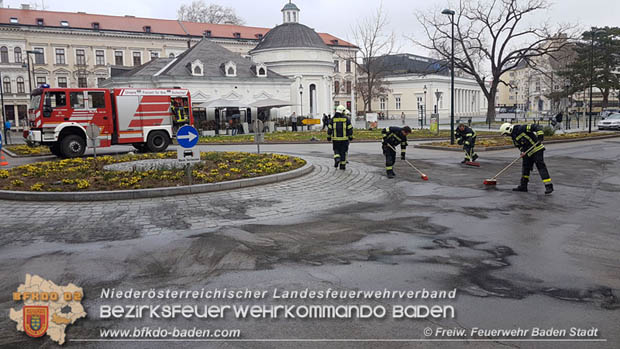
[251,98,293,108]
[200,98,251,109]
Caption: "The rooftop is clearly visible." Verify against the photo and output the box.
[252,22,330,52]
[0,7,356,48]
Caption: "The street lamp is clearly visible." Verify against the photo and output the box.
[423,85,427,126]
[298,83,303,117]
[442,8,456,144]
[589,28,605,133]
[515,89,518,121]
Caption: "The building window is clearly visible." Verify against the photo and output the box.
[334,60,339,73]
[227,67,234,75]
[258,67,266,76]
[334,80,340,94]
[256,34,263,39]
[194,66,202,75]
[150,51,159,60]
[204,30,212,37]
[0,47,8,63]
[14,47,22,63]
[58,77,68,88]
[76,49,86,65]
[55,48,66,64]
[169,53,175,58]
[2,77,11,93]
[36,18,44,26]
[346,81,352,94]
[114,51,123,65]
[380,98,386,110]
[60,21,69,27]
[233,32,241,38]
[395,97,401,110]
[97,78,106,87]
[133,52,141,66]
[92,22,100,30]
[78,77,87,88]
[143,26,151,33]
[17,77,25,93]
[346,59,351,73]
[34,48,45,64]
[10,17,18,24]
[36,77,46,85]
[95,50,105,65]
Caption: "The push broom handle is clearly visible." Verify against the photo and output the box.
[491,143,539,180]
[386,143,426,176]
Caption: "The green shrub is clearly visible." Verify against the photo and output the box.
[543,126,555,137]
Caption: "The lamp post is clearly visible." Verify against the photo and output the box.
[298,83,303,117]
[442,8,456,144]
[589,28,604,133]
[423,85,427,126]
[515,90,518,121]
[25,50,38,93]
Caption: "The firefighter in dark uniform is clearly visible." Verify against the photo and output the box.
[455,123,478,163]
[382,126,412,178]
[327,105,353,170]
[171,98,189,132]
[500,122,554,194]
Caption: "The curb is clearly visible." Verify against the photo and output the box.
[0,157,314,202]
[415,133,620,152]
[196,135,501,146]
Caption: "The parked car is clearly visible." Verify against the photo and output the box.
[601,109,620,120]
[598,113,620,130]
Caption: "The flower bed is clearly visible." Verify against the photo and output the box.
[421,132,619,149]
[198,129,497,144]
[4,145,52,156]
[0,152,305,192]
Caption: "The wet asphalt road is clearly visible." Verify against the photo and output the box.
[0,138,619,348]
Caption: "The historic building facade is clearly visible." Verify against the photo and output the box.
[0,2,357,129]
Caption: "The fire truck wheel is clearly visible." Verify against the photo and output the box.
[60,135,86,158]
[146,131,170,153]
[49,144,62,157]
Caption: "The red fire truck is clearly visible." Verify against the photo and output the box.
[25,86,193,158]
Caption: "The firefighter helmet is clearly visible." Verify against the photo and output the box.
[336,105,346,113]
[344,109,351,116]
[499,123,513,135]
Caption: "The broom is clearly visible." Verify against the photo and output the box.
[387,144,429,181]
[483,143,539,186]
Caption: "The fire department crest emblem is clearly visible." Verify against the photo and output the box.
[23,306,49,338]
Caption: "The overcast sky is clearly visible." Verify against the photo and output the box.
[4,0,620,55]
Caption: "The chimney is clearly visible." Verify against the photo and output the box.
[21,3,30,10]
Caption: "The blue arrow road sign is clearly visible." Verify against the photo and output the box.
[176,125,199,148]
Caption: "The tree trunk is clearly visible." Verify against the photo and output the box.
[486,89,497,123]
[602,88,610,108]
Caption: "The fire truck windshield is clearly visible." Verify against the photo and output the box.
[30,94,42,110]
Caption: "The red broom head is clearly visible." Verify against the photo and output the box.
[483,179,497,186]
[421,174,429,181]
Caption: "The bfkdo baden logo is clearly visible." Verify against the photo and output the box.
[10,274,87,345]
[23,306,49,337]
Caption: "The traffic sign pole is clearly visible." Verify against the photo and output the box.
[176,125,200,186]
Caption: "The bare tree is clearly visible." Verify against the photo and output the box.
[415,0,575,121]
[350,3,397,113]
[178,1,245,25]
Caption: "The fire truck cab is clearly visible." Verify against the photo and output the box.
[26,86,193,158]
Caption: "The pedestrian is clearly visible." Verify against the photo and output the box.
[3,119,11,145]
[382,125,412,178]
[322,113,329,130]
[554,112,564,133]
[499,122,554,194]
[291,112,298,132]
[327,105,353,170]
[401,112,406,125]
[455,123,478,164]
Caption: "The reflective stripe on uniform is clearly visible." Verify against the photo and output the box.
[523,175,530,179]
[543,178,552,183]
[527,144,545,156]
[386,166,393,170]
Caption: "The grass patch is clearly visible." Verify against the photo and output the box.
[5,145,52,156]
[198,129,497,143]
[425,132,618,148]
[0,151,305,192]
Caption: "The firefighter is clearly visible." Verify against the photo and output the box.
[455,123,478,164]
[171,98,189,124]
[327,105,353,170]
[382,126,411,178]
[499,122,554,194]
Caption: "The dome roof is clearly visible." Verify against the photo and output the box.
[282,2,300,11]
[252,23,331,51]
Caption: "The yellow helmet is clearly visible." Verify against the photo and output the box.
[499,123,513,135]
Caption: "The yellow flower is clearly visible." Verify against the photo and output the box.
[30,183,44,191]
